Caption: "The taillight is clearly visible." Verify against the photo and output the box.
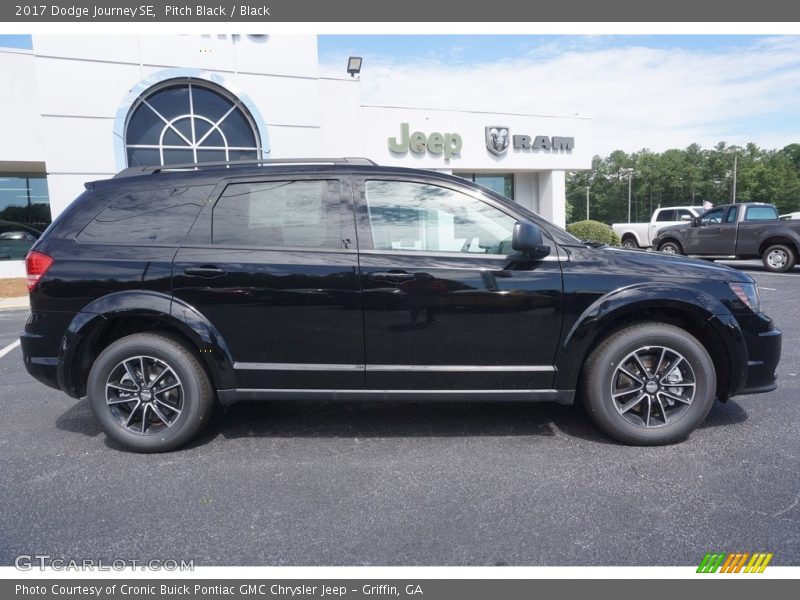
[25,250,54,292]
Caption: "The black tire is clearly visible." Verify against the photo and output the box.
[659,240,682,255]
[581,322,716,445]
[621,236,639,249]
[87,333,214,453]
[762,244,796,273]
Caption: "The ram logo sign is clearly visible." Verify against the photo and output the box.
[485,127,575,156]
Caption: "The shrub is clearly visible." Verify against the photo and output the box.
[566,220,620,246]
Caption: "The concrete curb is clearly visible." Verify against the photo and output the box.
[0,296,30,311]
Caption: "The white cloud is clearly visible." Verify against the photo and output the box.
[320,37,800,156]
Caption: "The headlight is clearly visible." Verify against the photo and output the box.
[728,281,760,312]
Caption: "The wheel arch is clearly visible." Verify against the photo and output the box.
[554,283,747,400]
[758,235,799,256]
[58,291,236,398]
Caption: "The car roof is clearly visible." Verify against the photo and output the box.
[88,160,483,194]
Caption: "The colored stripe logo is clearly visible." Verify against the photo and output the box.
[697,552,773,573]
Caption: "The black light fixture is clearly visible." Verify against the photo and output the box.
[347,56,363,77]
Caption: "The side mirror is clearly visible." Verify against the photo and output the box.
[512,221,551,258]
[691,217,701,227]
[680,214,692,222]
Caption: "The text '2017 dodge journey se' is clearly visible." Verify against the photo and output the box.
[21,158,781,452]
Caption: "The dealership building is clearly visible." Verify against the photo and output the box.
[0,35,592,276]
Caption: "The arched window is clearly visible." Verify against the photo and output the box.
[124,79,261,167]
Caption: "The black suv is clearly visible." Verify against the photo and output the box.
[21,158,781,452]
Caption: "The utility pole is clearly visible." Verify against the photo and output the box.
[619,168,634,222]
[586,186,590,220]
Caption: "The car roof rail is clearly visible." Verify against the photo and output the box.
[113,157,378,178]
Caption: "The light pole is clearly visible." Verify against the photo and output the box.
[619,168,634,222]
[586,186,590,220]
[724,146,741,203]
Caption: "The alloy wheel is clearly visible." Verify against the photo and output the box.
[105,355,184,435]
[610,346,696,428]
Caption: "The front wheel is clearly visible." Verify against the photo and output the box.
[87,333,215,453]
[581,322,716,445]
[659,240,682,255]
[762,244,796,273]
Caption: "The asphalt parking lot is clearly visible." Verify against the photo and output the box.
[1,261,798,567]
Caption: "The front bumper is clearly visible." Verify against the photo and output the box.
[734,312,781,396]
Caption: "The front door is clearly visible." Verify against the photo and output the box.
[683,206,733,255]
[172,174,364,390]
[354,176,563,391]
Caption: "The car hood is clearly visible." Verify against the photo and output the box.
[595,245,753,282]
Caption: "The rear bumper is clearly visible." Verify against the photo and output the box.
[20,310,73,393]
[20,334,60,391]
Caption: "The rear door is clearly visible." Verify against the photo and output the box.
[354,175,563,391]
[172,173,364,390]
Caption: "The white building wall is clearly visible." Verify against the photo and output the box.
[513,173,540,214]
[30,34,325,216]
[0,50,45,165]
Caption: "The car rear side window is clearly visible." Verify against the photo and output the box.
[656,210,675,222]
[745,206,779,221]
[76,186,210,245]
[212,180,341,249]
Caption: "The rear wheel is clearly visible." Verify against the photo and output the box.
[762,244,796,273]
[621,236,639,249]
[659,240,682,255]
[87,333,214,453]
[581,322,716,445]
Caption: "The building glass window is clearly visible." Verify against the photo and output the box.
[0,174,51,261]
[125,80,261,167]
[455,173,514,200]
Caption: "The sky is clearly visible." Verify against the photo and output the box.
[2,34,799,156]
[317,35,800,156]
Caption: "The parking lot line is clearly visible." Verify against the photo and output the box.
[0,339,20,359]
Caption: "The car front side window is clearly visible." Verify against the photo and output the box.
[364,180,518,255]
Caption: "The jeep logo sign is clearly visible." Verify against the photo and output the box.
[388,123,463,159]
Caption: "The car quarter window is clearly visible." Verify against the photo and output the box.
[745,206,779,221]
[212,179,341,248]
[364,180,518,255]
[656,210,675,222]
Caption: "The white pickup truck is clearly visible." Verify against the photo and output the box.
[612,206,705,249]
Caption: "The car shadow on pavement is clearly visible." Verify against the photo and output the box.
[55,398,103,437]
[54,396,749,450]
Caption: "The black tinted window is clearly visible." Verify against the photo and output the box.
[745,206,779,221]
[656,210,675,222]
[364,180,517,255]
[76,186,209,245]
[212,180,341,248]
